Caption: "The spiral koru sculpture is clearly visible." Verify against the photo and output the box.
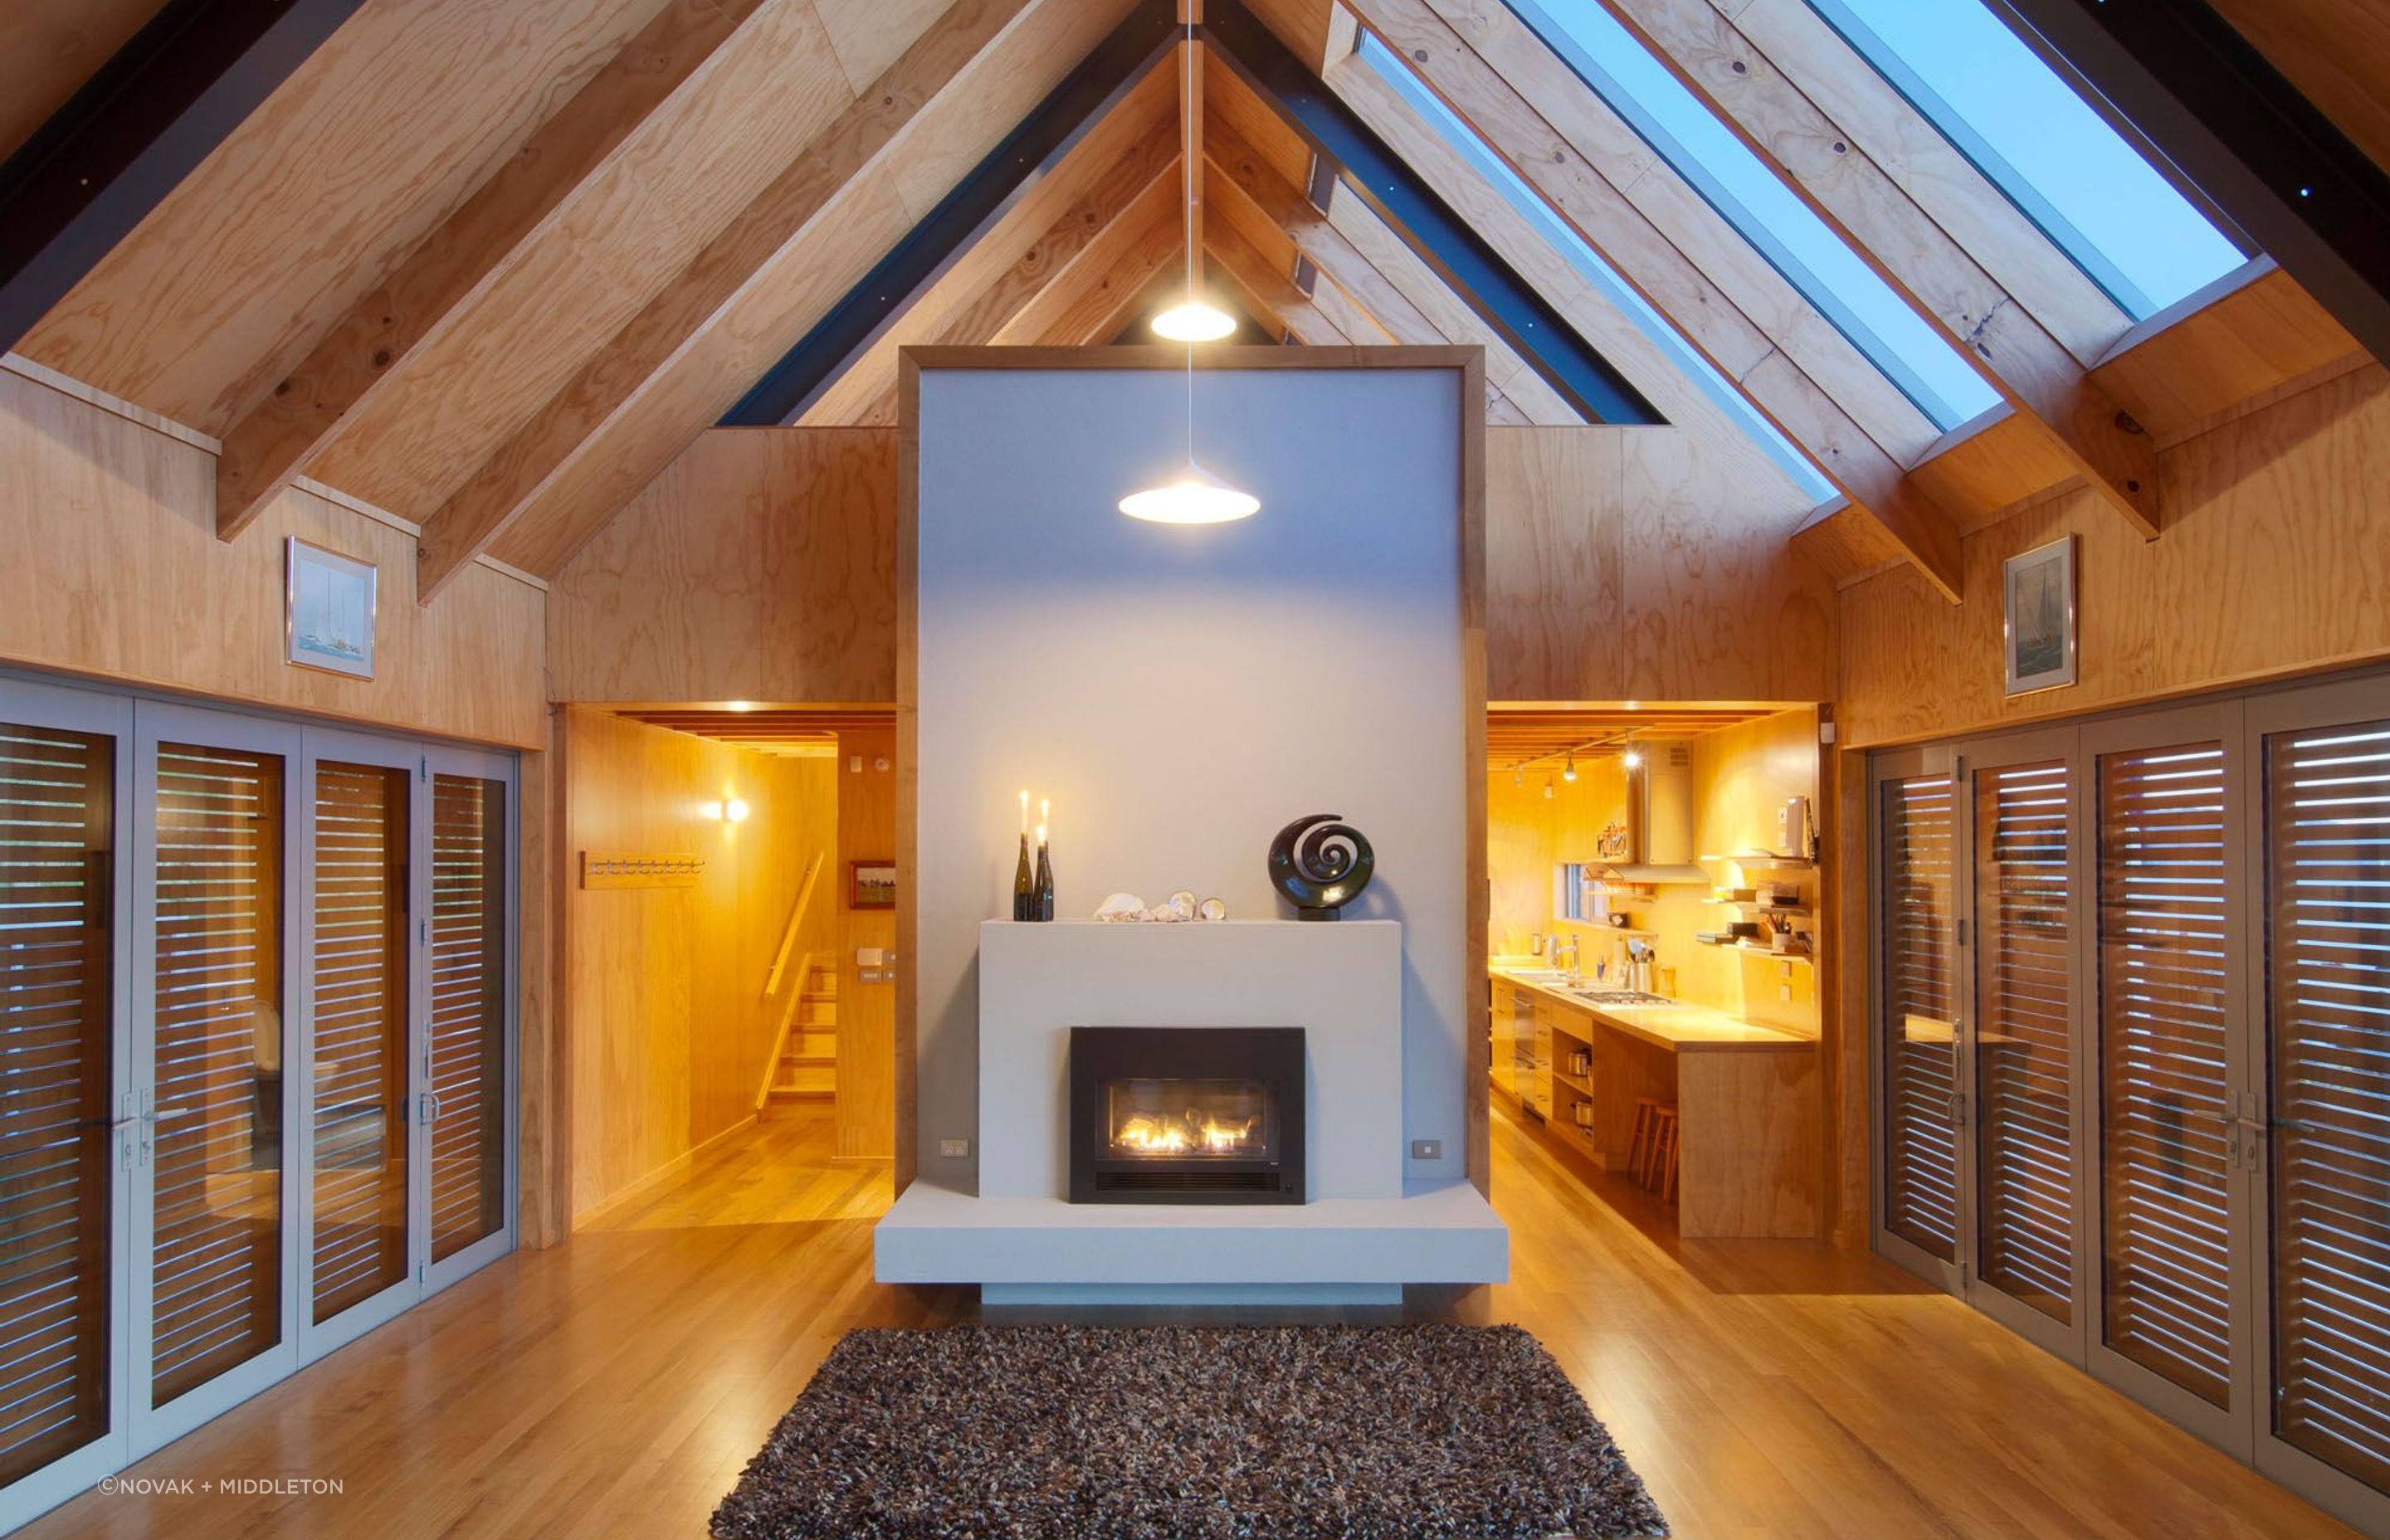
[1266,813,1375,921]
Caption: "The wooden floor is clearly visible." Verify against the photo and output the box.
[22,1103,2352,1538]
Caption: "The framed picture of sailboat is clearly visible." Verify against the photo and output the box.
[285,538,378,679]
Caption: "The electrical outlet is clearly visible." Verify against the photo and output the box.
[1780,962,1795,1004]
[939,1138,970,1158]
[1411,1138,1442,1162]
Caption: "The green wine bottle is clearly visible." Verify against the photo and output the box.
[1033,837,1055,923]
[1012,832,1033,921]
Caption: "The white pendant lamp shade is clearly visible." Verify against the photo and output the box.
[1151,300,1236,341]
[1117,461,1260,524]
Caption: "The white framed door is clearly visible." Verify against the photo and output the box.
[295,729,422,1361]
[1869,744,1969,1294]
[127,700,303,1457]
[0,680,133,1531]
[1952,727,2092,1365]
[2241,676,2390,1537]
[2077,699,2258,1461]
[418,747,515,1295]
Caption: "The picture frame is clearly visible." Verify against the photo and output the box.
[2002,535,2076,695]
[850,860,897,910]
[285,538,378,679]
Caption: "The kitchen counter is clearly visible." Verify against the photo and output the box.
[1490,963,1821,1239]
[1491,966,1816,1054]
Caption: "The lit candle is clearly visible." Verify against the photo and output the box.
[1035,821,1048,850]
[1040,797,1050,844]
[1018,788,1029,837]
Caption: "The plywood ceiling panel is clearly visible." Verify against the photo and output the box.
[16,0,675,434]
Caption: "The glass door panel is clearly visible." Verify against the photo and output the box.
[2261,712,2390,1504]
[307,761,410,1326]
[426,772,506,1274]
[1971,758,2079,1333]
[0,720,116,1489]
[145,740,286,1408]
[1879,767,1964,1274]
[2095,739,2239,1412]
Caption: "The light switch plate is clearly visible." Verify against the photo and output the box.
[939,1138,970,1158]
[1411,1139,1442,1162]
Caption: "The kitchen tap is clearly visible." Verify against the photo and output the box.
[1555,936,1583,983]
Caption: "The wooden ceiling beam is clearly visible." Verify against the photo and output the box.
[1206,217,1351,344]
[1207,115,1430,344]
[798,67,1179,426]
[1319,180,1576,423]
[993,157,1183,345]
[212,0,779,539]
[417,0,1135,592]
[1324,32,1962,599]
[0,0,370,352]
[1590,0,2163,540]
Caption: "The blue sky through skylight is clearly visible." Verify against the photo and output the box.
[1359,35,1834,501]
[1808,0,2247,318]
[1505,0,1999,431]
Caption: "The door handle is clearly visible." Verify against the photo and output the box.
[418,1093,444,1126]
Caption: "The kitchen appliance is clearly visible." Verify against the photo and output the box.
[1601,741,1707,885]
[1779,795,1812,860]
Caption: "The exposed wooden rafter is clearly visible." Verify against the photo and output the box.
[414,0,1139,594]
[212,0,783,539]
[1588,0,2164,540]
[0,0,371,351]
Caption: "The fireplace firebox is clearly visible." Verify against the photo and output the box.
[1068,1026,1305,1204]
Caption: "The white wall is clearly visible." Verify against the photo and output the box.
[914,365,1469,1188]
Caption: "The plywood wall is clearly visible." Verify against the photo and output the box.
[563,706,836,1220]
[545,427,900,704]
[0,363,548,747]
[548,417,1833,713]
[833,724,898,1164]
[1839,363,2390,747]
[1485,425,1835,703]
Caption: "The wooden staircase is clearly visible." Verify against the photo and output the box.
[763,962,838,1117]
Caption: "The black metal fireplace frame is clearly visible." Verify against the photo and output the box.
[1067,1026,1305,1205]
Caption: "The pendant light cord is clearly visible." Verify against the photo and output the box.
[1183,13,1197,467]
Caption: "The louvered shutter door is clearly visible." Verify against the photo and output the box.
[2097,743,2235,1408]
[1882,773,1960,1260]
[310,763,407,1323]
[1973,761,2075,1322]
[428,776,505,1263]
[0,724,112,1485]
[149,744,283,1405]
[2264,719,2390,1494]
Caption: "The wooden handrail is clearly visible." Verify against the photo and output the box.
[764,852,824,996]
[755,948,817,1112]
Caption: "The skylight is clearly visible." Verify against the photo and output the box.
[1807,0,2247,318]
[1358,35,1835,502]
[1505,0,2000,431]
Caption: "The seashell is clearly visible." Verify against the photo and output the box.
[1165,890,1197,921]
[1144,903,1183,924]
[1094,892,1148,922]
[1198,896,1227,921]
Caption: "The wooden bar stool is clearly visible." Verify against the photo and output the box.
[1641,1104,1679,1194]
[1626,1097,1660,1180]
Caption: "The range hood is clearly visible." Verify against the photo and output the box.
[1602,742,1709,886]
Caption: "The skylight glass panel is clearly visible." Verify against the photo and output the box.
[1505,0,1999,431]
[1358,36,1833,502]
[1808,0,2246,318]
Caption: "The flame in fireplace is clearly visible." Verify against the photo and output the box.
[1114,1111,1258,1155]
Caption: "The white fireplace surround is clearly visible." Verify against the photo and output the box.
[875,919,1506,1302]
[978,920,1403,1200]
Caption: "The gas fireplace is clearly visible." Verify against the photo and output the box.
[1068,1026,1305,1204]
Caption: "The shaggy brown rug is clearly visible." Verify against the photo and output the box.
[711,1323,1668,1540]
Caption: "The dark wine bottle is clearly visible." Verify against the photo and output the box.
[1012,833,1033,922]
[1033,839,1055,922]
